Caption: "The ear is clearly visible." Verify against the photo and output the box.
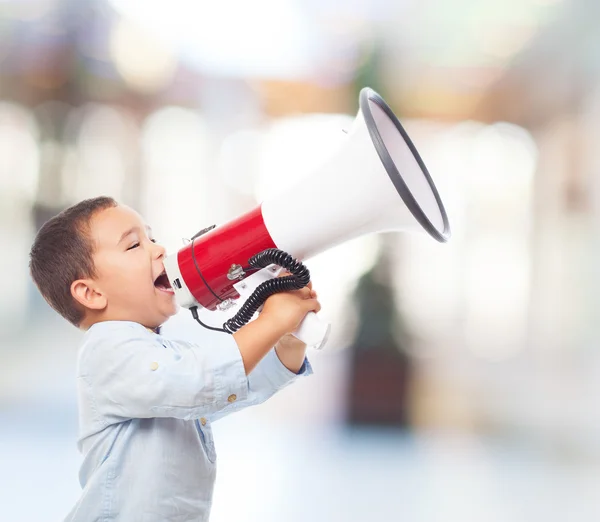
[71,279,107,312]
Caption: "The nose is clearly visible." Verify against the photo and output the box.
[153,242,166,260]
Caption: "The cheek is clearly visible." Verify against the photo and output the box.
[98,256,151,296]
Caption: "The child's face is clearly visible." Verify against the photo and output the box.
[86,204,177,328]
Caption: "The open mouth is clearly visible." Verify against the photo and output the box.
[154,270,174,294]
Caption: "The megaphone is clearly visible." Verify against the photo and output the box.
[163,87,450,349]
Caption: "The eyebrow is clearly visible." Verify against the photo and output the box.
[118,225,153,245]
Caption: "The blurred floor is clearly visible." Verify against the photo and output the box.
[2,315,600,522]
[3,405,600,522]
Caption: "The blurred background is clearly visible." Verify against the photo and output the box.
[2,0,600,520]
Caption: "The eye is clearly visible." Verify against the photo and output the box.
[127,242,140,251]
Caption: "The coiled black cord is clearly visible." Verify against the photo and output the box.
[190,248,310,334]
[222,248,310,333]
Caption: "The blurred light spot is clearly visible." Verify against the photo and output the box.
[62,105,134,203]
[141,107,210,252]
[0,102,39,199]
[465,237,530,361]
[109,17,177,94]
[108,0,320,79]
[142,107,207,177]
[465,122,537,361]
[0,103,39,328]
[218,129,263,197]
[471,122,538,188]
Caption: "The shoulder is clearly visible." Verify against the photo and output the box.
[77,321,162,376]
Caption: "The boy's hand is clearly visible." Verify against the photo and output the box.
[260,275,321,338]
[269,276,319,373]
[233,274,320,375]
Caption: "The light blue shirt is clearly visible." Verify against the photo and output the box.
[65,320,311,522]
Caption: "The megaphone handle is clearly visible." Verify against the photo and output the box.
[231,261,331,349]
[292,311,331,350]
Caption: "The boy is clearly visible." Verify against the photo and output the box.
[29,196,320,522]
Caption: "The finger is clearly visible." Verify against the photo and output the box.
[310,289,317,298]
[304,298,321,313]
[291,287,312,299]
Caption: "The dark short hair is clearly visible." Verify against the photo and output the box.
[29,196,118,327]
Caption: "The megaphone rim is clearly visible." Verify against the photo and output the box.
[359,87,451,243]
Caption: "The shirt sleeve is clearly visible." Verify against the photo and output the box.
[79,324,249,424]
[209,347,313,423]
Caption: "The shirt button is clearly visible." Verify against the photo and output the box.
[227,394,237,403]
[150,361,159,371]
[200,417,207,426]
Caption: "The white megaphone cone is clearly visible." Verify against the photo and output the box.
[261,88,449,260]
[163,88,450,350]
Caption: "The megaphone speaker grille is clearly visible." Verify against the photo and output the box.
[360,88,451,243]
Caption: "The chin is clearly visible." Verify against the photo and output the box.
[165,300,179,317]
[157,304,178,325]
